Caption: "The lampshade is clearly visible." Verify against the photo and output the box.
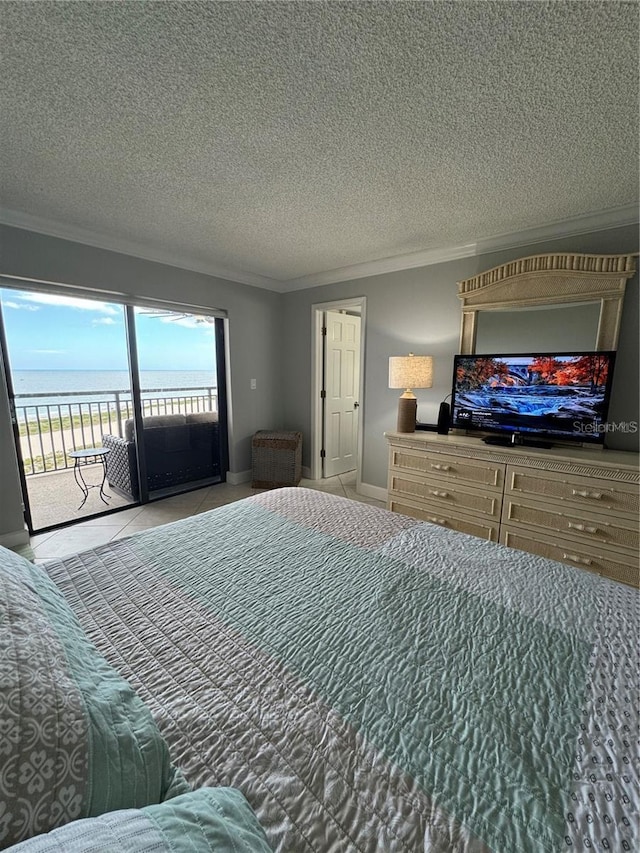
[389,354,434,433]
[389,354,434,391]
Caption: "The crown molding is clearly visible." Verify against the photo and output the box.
[281,203,639,290]
[473,203,639,256]
[0,208,279,291]
[1,203,636,295]
[282,243,479,290]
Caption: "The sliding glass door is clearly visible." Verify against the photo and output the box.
[0,288,137,530]
[0,284,228,533]
[130,308,226,501]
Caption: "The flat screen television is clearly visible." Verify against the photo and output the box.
[450,351,616,446]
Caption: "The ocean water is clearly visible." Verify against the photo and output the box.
[11,370,216,409]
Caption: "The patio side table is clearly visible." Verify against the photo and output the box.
[68,447,111,509]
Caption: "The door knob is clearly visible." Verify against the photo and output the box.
[354,401,360,408]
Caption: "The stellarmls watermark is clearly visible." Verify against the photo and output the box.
[573,421,638,435]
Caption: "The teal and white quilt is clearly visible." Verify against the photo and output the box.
[44,488,639,852]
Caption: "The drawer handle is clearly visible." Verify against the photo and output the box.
[571,488,603,500]
[567,522,599,535]
[428,489,449,498]
[430,463,452,472]
[428,516,447,526]
[563,553,594,567]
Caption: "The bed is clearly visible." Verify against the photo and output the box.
[2,488,638,851]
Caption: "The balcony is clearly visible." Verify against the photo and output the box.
[15,385,218,531]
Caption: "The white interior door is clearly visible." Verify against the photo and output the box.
[323,310,361,477]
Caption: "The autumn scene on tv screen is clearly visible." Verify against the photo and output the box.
[453,354,612,436]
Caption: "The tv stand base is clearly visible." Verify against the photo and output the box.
[482,434,553,450]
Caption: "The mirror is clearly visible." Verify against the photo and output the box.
[457,252,636,354]
[475,302,601,353]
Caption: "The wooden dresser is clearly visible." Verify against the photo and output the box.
[386,431,639,587]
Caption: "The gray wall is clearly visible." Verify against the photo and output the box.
[0,225,284,540]
[281,224,639,490]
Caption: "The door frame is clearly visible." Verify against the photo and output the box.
[310,296,366,485]
[0,303,35,534]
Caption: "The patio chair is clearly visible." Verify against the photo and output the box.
[103,412,220,499]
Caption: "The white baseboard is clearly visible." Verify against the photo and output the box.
[357,481,388,503]
[0,528,30,548]
[226,470,252,486]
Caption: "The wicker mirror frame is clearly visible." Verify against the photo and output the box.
[457,252,637,354]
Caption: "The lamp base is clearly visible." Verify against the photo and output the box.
[397,397,417,432]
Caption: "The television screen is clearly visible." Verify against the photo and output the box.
[450,351,616,445]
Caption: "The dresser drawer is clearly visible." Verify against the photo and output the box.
[386,434,639,584]
[505,465,639,518]
[500,526,640,588]
[390,448,504,490]
[389,472,501,520]
[389,497,499,541]
[502,497,639,555]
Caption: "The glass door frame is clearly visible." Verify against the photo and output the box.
[0,300,36,533]
[128,308,228,504]
[0,283,229,534]
[214,317,230,476]
[125,304,149,504]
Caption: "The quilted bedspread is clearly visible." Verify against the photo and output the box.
[44,488,639,852]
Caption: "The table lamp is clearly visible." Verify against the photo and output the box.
[389,354,434,432]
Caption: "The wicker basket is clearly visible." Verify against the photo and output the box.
[251,430,302,488]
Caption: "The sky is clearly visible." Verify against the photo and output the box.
[1,289,218,372]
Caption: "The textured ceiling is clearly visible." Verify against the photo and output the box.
[1,1,638,290]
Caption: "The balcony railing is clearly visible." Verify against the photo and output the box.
[15,386,217,475]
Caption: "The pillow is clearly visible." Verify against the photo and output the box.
[4,788,272,852]
[123,415,188,441]
[0,545,188,847]
[185,412,218,424]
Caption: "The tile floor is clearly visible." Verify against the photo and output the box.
[28,472,385,561]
